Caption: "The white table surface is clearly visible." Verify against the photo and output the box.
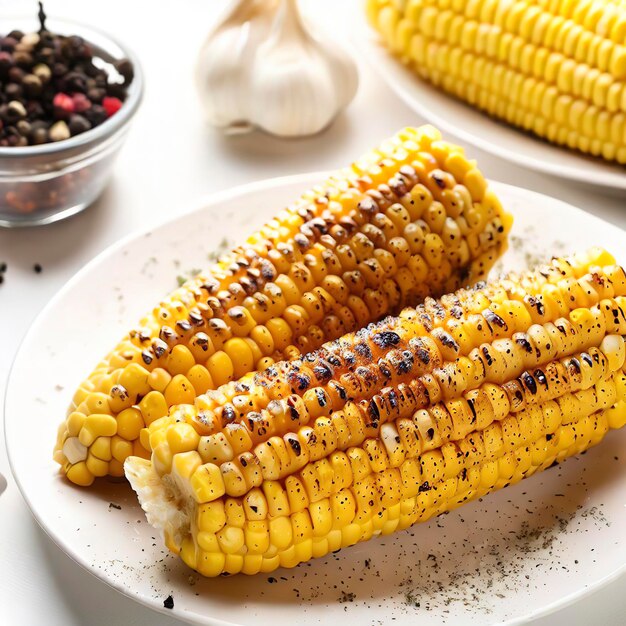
[1,1,624,624]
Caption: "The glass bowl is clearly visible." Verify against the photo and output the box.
[0,18,143,227]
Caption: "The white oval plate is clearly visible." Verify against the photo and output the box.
[5,174,626,626]
[354,21,626,193]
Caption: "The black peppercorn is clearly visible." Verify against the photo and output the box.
[68,113,90,135]
[5,82,23,99]
[52,61,68,77]
[64,70,86,93]
[25,100,45,118]
[8,66,25,83]
[83,60,98,78]
[86,87,105,103]
[1,36,18,52]
[105,82,126,99]
[39,32,55,47]
[0,51,14,74]
[114,58,134,84]
[37,46,55,64]
[85,104,106,125]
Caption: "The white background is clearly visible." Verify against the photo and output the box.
[0,1,624,624]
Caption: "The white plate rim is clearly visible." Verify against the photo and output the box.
[4,173,625,625]
[353,19,626,192]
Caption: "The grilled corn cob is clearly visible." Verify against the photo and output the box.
[125,248,626,577]
[53,126,511,486]
[366,0,626,164]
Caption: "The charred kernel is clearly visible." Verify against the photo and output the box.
[288,371,311,392]
[568,358,581,374]
[378,360,393,379]
[368,399,381,421]
[141,350,154,365]
[482,346,494,366]
[521,372,538,395]
[372,331,401,348]
[483,309,507,329]
[313,362,334,383]
[288,437,302,456]
[222,405,236,422]
[527,296,545,316]
[386,388,399,409]
[535,370,548,388]
[330,381,348,401]
[582,353,594,367]
[515,335,533,353]
[315,388,328,407]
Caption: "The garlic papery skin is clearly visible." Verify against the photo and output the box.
[196,0,280,133]
[196,0,358,137]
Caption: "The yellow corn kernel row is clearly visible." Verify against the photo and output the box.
[138,250,620,479]
[539,0,626,44]
[54,126,512,486]
[367,0,626,163]
[412,4,625,112]
[438,0,626,78]
[130,369,625,576]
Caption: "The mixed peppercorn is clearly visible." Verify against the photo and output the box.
[0,3,134,147]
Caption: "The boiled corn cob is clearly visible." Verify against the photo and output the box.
[53,126,511,487]
[125,248,626,577]
[366,0,626,164]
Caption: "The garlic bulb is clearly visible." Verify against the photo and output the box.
[196,0,280,133]
[196,0,358,137]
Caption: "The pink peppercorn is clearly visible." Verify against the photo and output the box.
[102,96,122,118]
[52,92,74,117]
[71,92,91,113]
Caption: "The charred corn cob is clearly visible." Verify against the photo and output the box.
[53,126,511,486]
[367,0,626,164]
[125,248,626,577]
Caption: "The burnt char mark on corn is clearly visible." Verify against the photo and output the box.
[372,331,402,349]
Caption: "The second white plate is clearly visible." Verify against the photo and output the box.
[354,19,626,193]
[5,175,626,625]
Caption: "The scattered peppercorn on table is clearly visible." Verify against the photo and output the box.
[366,0,626,164]
[54,126,511,487]
[125,248,626,576]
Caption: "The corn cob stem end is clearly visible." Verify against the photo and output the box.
[125,457,190,554]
